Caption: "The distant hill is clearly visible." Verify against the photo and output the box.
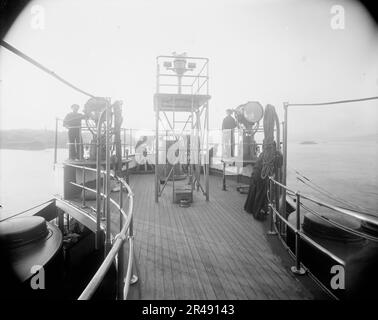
[0,129,68,150]
[0,129,135,150]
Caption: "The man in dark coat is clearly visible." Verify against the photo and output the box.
[222,109,237,157]
[63,104,85,160]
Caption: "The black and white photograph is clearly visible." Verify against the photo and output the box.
[0,0,377,307]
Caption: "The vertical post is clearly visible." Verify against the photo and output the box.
[129,209,138,285]
[155,58,160,204]
[54,118,58,166]
[196,110,200,192]
[105,103,111,255]
[282,102,288,220]
[268,178,277,235]
[274,119,281,234]
[102,172,106,220]
[222,161,226,191]
[178,75,182,94]
[96,120,102,249]
[130,129,133,155]
[155,102,159,203]
[57,208,64,233]
[79,133,83,161]
[119,182,123,230]
[66,211,70,231]
[291,192,306,275]
[82,168,86,208]
[123,129,126,158]
[125,149,129,185]
[205,102,209,201]
[275,174,280,234]
[172,165,175,204]
[117,181,125,300]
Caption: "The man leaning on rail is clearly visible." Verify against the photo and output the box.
[63,104,85,160]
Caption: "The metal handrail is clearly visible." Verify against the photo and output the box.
[62,102,137,300]
[78,176,134,300]
[299,202,378,242]
[269,177,378,229]
[65,162,136,300]
[268,204,345,266]
[54,120,133,164]
[267,176,378,292]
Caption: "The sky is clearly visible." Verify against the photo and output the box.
[0,0,377,141]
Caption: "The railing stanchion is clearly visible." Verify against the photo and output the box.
[126,149,129,185]
[102,172,106,220]
[105,103,111,255]
[291,192,306,275]
[222,160,226,191]
[66,211,70,231]
[82,168,86,208]
[117,181,125,299]
[79,132,83,161]
[95,120,102,249]
[57,208,64,233]
[268,177,277,235]
[129,212,138,286]
[54,117,58,166]
[282,102,288,220]
[123,128,126,158]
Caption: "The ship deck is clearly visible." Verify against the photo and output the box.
[70,173,315,299]
[126,174,313,300]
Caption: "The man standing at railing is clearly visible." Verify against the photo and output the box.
[63,104,85,160]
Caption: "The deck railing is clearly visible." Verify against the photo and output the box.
[267,176,378,297]
[53,119,135,165]
[156,55,209,96]
[63,162,138,300]
[62,103,138,300]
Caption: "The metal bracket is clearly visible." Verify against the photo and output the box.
[130,275,138,285]
[291,266,306,275]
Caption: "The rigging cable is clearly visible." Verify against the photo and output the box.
[288,96,378,107]
[0,40,95,98]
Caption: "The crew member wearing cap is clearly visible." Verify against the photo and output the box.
[63,104,85,160]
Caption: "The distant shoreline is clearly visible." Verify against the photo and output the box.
[0,129,376,151]
[0,129,67,150]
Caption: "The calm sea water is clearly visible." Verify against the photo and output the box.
[287,141,378,213]
[0,148,67,220]
[0,142,377,220]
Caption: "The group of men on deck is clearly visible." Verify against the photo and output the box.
[63,104,282,220]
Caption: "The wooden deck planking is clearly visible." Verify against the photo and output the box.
[72,173,313,300]
[125,174,312,300]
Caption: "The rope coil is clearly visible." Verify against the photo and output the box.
[261,104,281,179]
